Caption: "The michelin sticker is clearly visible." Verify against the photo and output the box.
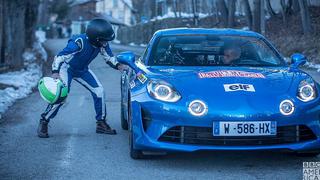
[198,70,265,79]
[224,83,255,92]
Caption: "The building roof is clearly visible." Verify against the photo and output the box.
[89,11,128,26]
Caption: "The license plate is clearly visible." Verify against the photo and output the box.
[213,121,277,136]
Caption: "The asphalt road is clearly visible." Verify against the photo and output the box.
[0,39,319,180]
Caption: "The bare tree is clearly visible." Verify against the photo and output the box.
[292,0,300,12]
[192,0,199,26]
[280,0,288,26]
[227,0,236,27]
[298,0,312,35]
[260,0,265,34]
[265,0,275,16]
[253,0,261,33]
[0,0,3,65]
[242,0,253,29]
[216,0,228,27]
[173,0,178,17]
[176,0,181,17]
[25,0,39,47]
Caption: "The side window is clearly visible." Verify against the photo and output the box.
[253,41,278,64]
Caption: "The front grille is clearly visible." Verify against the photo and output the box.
[158,125,317,146]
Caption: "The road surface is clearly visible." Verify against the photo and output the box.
[0,39,319,180]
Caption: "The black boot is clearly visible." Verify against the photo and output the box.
[96,121,117,135]
[37,119,49,138]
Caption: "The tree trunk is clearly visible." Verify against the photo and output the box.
[216,0,228,27]
[192,0,199,27]
[150,0,156,19]
[3,0,27,70]
[292,0,300,13]
[227,0,236,27]
[298,0,312,35]
[177,0,181,17]
[260,0,265,34]
[253,0,261,33]
[173,0,177,18]
[0,0,3,65]
[25,0,39,48]
[266,0,275,16]
[242,0,253,29]
[280,0,287,26]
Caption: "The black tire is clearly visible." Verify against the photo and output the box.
[295,152,320,157]
[120,74,128,130]
[121,104,128,130]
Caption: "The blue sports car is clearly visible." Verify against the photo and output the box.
[117,28,320,159]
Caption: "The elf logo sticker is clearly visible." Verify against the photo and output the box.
[224,83,255,92]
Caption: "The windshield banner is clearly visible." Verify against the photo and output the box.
[198,70,266,79]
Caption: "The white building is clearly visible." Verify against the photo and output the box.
[96,0,135,26]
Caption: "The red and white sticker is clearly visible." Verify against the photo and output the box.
[198,70,265,79]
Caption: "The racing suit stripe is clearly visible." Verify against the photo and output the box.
[100,45,119,70]
[88,69,106,120]
[74,70,106,120]
[52,38,83,73]
[41,64,72,121]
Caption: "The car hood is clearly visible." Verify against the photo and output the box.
[145,67,296,110]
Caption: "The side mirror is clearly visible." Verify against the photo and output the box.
[290,53,307,69]
[117,51,139,73]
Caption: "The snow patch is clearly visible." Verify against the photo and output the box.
[305,62,320,72]
[150,12,209,21]
[113,39,121,44]
[0,31,48,119]
[0,63,42,118]
[128,42,146,48]
[241,26,250,31]
[35,30,46,43]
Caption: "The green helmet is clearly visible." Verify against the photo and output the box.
[38,77,68,104]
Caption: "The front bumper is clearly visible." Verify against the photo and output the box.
[131,100,320,152]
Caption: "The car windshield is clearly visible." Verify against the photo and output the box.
[148,35,285,67]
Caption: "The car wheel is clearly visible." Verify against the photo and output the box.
[121,101,128,130]
[295,152,320,157]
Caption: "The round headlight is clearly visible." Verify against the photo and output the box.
[298,84,315,102]
[154,84,172,99]
[147,80,181,102]
[188,100,208,116]
[279,100,295,115]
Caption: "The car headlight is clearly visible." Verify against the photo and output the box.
[297,79,317,102]
[279,99,295,115]
[188,100,208,116]
[147,80,181,102]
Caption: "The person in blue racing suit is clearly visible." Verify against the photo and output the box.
[38,19,125,138]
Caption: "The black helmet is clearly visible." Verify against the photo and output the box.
[86,18,115,47]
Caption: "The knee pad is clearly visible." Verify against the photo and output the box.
[93,86,104,98]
